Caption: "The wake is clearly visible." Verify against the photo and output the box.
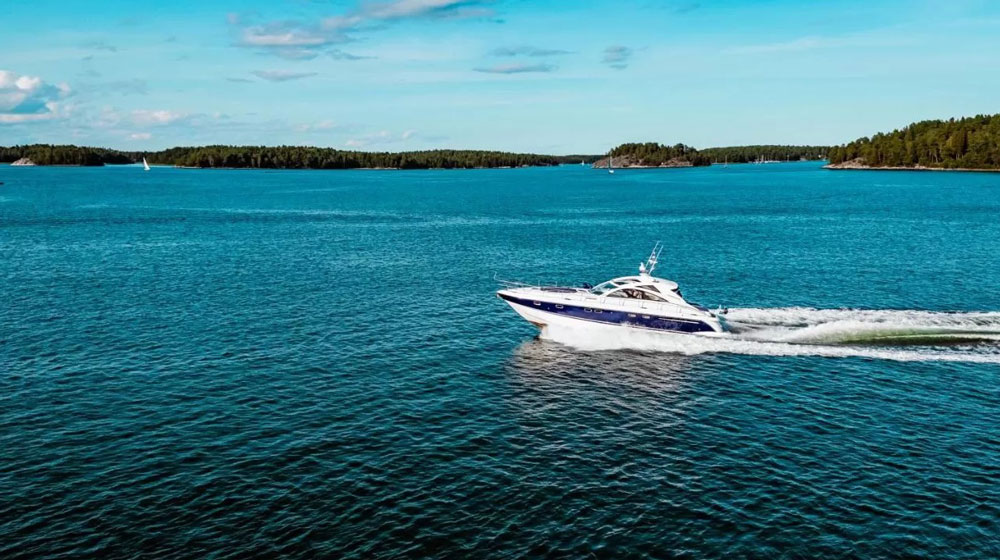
[541,307,1000,363]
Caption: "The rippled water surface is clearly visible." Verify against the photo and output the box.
[2,162,999,558]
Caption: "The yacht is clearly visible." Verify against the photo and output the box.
[497,244,726,336]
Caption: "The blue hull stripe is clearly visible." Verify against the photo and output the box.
[499,293,716,334]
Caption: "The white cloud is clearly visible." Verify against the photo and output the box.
[129,132,152,140]
[241,24,339,47]
[130,109,188,125]
[345,129,422,147]
[295,120,338,132]
[239,0,494,58]
[0,70,71,124]
[359,0,493,20]
[234,20,349,59]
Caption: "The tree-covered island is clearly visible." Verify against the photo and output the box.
[593,142,712,168]
[827,114,1000,171]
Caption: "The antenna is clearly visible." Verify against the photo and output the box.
[640,242,662,276]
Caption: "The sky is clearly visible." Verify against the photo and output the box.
[2,0,1000,154]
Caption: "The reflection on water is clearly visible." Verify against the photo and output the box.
[502,338,709,439]
[507,337,699,394]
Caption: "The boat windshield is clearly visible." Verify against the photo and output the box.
[589,281,623,295]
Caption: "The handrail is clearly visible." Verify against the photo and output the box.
[493,272,582,291]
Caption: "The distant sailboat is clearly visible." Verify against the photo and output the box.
[608,155,615,174]
[143,157,150,172]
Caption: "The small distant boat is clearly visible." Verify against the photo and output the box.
[608,155,615,174]
[143,158,150,172]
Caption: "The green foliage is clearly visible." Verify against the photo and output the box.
[0,145,132,166]
[699,145,830,163]
[608,142,712,166]
[552,154,603,164]
[1,144,562,169]
[828,114,1000,169]
[147,146,560,169]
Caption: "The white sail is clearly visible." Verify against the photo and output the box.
[143,157,150,171]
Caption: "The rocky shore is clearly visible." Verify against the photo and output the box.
[11,157,36,166]
[824,158,1000,172]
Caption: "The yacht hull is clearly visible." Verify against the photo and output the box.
[498,291,724,336]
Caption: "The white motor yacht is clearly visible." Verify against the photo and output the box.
[497,244,726,336]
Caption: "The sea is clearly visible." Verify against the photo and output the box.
[2,162,999,558]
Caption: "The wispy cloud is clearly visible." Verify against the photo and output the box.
[673,2,700,14]
[234,1,496,58]
[343,0,495,22]
[226,77,254,83]
[474,63,556,74]
[79,79,148,96]
[602,45,633,69]
[83,40,118,52]
[344,128,426,147]
[130,109,189,126]
[295,120,339,132]
[0,70,71,124]
[272,47,325,60]
[491,46,572,57]
[251,70,319,82]
[129,132,152,140]
[726,34,907,54]
[330,49,374,61]
[233,20,349,59]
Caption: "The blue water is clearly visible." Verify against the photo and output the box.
[2,162,999,558]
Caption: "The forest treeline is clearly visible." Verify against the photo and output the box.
[827,114,1000,169]
[700,145,829,163]
[152,146,563,169]
[604,143,829,166]
[608,142,712,166]
[1,145,563,169]
[0,145,133,166]
[18,122,1000,171]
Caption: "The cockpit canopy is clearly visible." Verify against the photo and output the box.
[589,275,682,303]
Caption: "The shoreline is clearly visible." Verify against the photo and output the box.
[592,165,698,170]
[2,163,558,171]
[172,164,552,171]
[824,163,1000,173]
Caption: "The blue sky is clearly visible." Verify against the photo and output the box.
[2,0,1000,153]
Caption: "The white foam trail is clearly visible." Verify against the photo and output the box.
[541,307,1000,364]
[724,307,1000,328]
